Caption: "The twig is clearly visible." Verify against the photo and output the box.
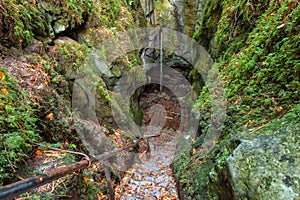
[247,122,271,134]
[2,142,16,173]
[0,4,7,12]
[33,143,92,167]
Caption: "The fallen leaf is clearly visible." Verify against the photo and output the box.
[30,78,35,84]
[1,88,9,95]
[0,72,5,79]
[83,176,89,182]
[289,2,297,8]
[46,113,54,120]
[277,106,283,112]
[192,148,197,154]
[34,149,42,155]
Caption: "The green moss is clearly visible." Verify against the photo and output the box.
[209,104,300,199]
[95,78,113,124]
[0,0,46,47]
[193,0,223,52]
[195,0,300,138]
[216,0,270,58]
[0,68,39,185]
[220,1,299,134]
[0,0,100,47]
[52,40,89,75]
[175,1,300,199]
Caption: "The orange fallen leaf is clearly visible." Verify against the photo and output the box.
[0,72,5,79]
[277,106,283,112]
[46,113,54,120]
[1,88,9,95]
[83,176,89,182]
[30,78,35,84]
[34,149,42,155]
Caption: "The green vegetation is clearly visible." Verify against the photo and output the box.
[0,0,141,197]
[0,0,46,47]
[195,0,300,143]
[174,0,300,198]
[2,0,298,198]
[0,0,100,47]
[50,39,89,75]
[0,68,39,185]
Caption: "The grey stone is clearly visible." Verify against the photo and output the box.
[210,113,300,200]
[53,19,68,34]
[90,50,114,78]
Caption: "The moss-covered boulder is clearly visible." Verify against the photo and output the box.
[209,105,300,199]
[0,0,100,47]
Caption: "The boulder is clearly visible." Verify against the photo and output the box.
[209,110,300,199]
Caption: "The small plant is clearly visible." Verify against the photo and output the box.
[0,68,39,185]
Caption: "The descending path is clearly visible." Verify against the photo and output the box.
[115,85,183,199]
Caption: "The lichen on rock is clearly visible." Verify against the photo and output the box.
[209,105,300,199]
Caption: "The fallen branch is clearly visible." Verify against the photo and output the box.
[0,138,143,200]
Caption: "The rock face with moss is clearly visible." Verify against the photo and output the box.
[209,107,300,199]
[226,128,299,199]
[0,0,140,190]
[1,0,299,198]
[173,0,300,199]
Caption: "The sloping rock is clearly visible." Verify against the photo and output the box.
[209,108,300,200]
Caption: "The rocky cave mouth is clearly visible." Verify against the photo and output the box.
[128,57,204,135]
[118,64,202,199]
[138,83,181,131]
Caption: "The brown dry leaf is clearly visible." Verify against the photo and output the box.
[126,185,132,190]
[192,148,197,155]
[162,191,170,197]
[98,192,108,200]
[30,78,35,84]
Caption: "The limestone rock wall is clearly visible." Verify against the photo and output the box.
[140,0,206,37]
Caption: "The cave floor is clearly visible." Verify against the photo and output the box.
[115,85,183,200]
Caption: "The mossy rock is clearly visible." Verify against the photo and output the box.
[78,26,114,48]
[49,37,89,76]
[209,105,300,199]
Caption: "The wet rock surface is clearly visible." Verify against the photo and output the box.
[115,85,184,199]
